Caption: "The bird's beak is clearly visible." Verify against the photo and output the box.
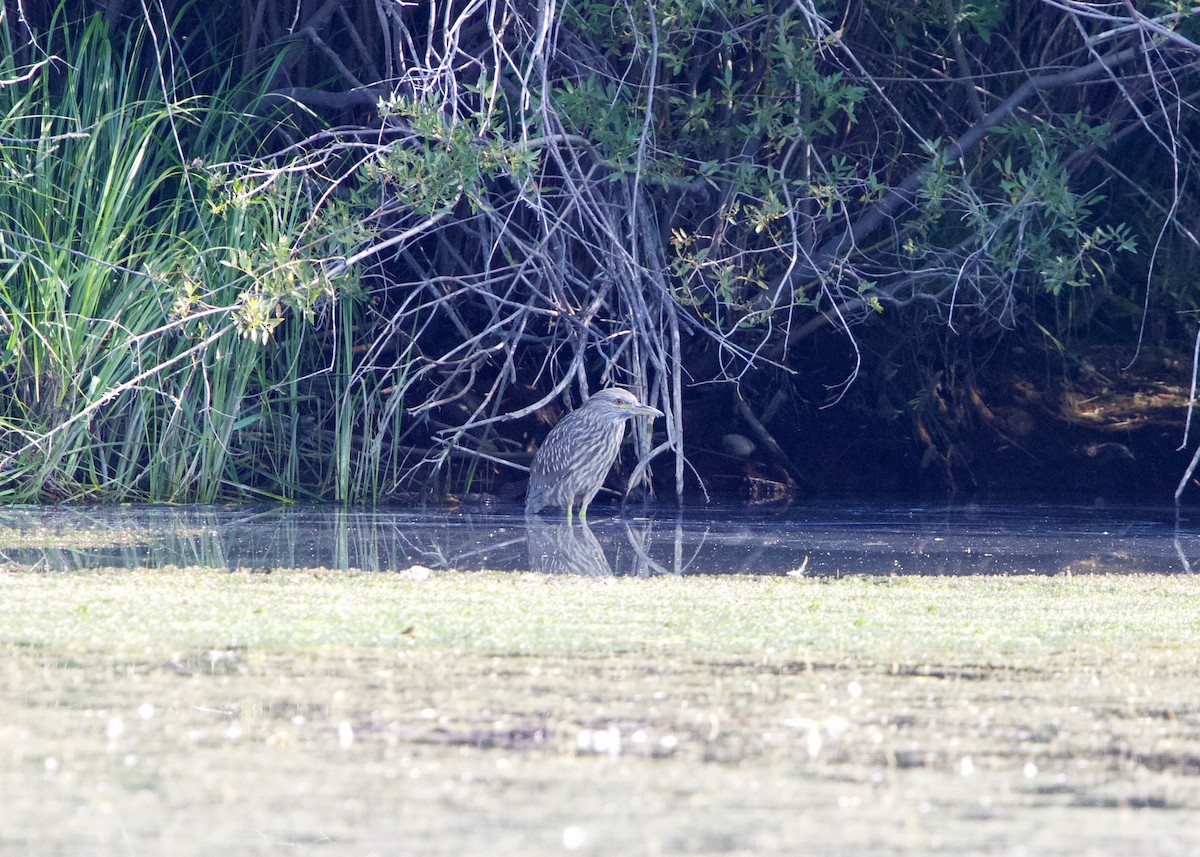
[632,403,664,419]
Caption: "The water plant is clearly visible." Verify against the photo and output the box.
[0,15,364,502]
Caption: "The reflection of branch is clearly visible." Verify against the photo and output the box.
[620,520,670,576]
[1173,526,1195,574]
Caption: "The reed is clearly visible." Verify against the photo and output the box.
[0,16,372,503]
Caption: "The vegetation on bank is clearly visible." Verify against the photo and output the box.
[1,2,1198,503]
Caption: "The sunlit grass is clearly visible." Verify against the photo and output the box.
[3,569,1199,855]
[2,568,1197,661]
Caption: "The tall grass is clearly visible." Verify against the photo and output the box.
[0,16,373,503]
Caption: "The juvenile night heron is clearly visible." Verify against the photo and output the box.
[525,388,663,522]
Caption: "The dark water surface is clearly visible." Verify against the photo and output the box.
[3,502,1200,575]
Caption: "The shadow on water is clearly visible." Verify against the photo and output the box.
[3,502,1200,575]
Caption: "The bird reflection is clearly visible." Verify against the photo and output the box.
[526,516,613,576]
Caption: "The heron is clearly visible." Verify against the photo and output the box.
[525,388,663,522]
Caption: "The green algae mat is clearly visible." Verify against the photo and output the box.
[2,568,1198,855]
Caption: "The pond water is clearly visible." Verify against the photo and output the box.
[2,502,1199,575]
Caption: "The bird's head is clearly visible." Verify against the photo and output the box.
[588,388,664,420]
